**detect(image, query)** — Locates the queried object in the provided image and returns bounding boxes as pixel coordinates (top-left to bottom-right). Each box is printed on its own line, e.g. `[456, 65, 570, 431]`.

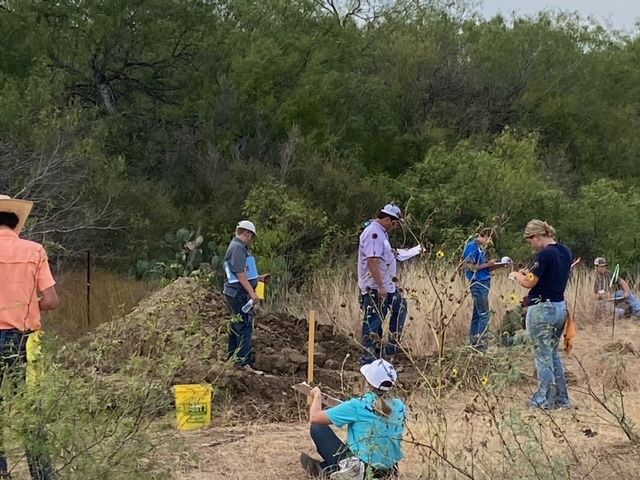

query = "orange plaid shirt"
[0, 229, 56, 331]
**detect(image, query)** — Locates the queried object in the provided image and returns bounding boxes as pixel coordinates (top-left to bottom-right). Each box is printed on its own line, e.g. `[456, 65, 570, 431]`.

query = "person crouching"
[300, 359, 407, 478]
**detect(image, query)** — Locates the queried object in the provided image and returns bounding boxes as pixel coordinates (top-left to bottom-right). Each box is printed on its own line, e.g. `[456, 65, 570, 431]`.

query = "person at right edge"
[512, 219, 572, 410]
[223, 220, 262, 374]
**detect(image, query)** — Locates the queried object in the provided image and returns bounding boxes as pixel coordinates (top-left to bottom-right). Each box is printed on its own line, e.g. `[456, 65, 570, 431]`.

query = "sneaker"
[300, 453, 323, 478]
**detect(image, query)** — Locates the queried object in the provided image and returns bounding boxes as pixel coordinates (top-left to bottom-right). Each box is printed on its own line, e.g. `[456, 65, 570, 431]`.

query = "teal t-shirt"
[326, 392, 406, 469]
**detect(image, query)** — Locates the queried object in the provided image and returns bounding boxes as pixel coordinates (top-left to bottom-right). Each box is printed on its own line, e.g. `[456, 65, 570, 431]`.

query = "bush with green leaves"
[135, 226, 224, 283]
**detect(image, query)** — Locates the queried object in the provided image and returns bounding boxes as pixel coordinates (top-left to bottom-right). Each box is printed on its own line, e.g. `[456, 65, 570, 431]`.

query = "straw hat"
[0, 194, 33, 234]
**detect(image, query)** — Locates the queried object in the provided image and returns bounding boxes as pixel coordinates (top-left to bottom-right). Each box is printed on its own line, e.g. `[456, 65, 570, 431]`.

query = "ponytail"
[373, 388, 393, 417]
[523, 219, 556, 239]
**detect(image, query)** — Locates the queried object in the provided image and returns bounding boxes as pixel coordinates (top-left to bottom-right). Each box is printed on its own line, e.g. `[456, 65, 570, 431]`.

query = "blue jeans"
[0, 329, 55, 479]
[310, 424, 350, 472]
[225, 292, 254, 367]
[469, 281, 491, 350]
[613, 290, 640, 316]
[386, 292, 407, 357]
[360, 291, 408, 364]
[526, 301, 570, 409]
[310, 424, 398, 478]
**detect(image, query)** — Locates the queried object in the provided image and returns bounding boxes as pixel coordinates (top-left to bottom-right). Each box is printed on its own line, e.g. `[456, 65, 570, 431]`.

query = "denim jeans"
[526, 301, 570, 409]
[360, 291, 408, 364]
[0, 329, 55, 479]
[225, 291, 254, 367]
[469, 281, 491, 350]
[310, 424, 398, 478]
[385, 292, 407, 357]
[613, 290, 640, 316]
[310, 424, 350, 472]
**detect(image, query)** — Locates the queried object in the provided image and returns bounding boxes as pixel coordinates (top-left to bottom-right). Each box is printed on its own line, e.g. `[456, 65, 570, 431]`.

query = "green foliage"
[243, 179, 333, 286]
[397, 132, 566, 260]
[563, 179, 640, 266]
[136, 226, 223, 283]
[1, 0, 640, 271]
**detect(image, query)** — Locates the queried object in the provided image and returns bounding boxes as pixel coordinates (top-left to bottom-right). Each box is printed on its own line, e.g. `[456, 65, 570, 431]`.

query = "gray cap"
[594, 257, 607, 266]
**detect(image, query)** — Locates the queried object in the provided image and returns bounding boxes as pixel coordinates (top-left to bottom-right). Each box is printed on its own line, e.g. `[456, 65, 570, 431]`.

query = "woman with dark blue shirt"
[512, 219, 572, 410]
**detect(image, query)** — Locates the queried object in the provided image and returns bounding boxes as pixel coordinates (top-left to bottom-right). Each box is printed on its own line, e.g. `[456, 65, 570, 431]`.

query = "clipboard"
[292, 382, 342, 407]
[224, 255, 259, 283]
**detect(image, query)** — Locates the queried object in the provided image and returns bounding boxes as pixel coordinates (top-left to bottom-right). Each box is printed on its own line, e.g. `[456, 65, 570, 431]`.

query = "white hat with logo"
[360, 359, 398, 391]
[237, 220, 257, 236]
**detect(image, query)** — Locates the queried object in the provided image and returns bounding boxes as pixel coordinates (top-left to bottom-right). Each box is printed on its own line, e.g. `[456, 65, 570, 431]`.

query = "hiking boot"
[300, 452, 323, 478]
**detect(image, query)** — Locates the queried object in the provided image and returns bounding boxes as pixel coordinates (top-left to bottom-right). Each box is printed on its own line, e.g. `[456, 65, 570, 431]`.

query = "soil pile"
[68, 278, 364, 422]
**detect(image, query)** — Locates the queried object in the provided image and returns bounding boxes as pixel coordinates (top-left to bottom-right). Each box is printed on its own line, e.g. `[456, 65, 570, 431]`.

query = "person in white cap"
[0, 195, 57, 479]
[223, 220, 262, 373]
[358, 204, 407, 365]
[593, 257, 640, 318]
[300, 359, 406, 478]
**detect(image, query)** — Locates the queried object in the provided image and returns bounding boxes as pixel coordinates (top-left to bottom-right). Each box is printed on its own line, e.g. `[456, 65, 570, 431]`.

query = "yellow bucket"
[174, 384, 213, 431]
[256, 280, 266, 300]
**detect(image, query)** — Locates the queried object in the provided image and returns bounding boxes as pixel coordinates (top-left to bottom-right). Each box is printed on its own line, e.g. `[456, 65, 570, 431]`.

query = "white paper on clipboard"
[395, 245, 422, 262]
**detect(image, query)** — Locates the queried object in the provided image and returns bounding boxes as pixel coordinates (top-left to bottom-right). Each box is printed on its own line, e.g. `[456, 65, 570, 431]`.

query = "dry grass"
[174, 312, 640, 480]
[287, 261, 605, 357]
[45, 268, 157, 338]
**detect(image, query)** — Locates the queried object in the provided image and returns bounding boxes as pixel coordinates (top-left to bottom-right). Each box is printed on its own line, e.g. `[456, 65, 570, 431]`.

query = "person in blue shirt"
[512, 219, 572, 410]
[223, 220, 261, 373]
[462, 228, 507, 351]
[300, 359, 407, 478]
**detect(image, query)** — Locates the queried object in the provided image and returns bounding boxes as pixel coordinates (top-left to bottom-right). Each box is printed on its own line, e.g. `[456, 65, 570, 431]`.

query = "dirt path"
[172, 319, 640, 479]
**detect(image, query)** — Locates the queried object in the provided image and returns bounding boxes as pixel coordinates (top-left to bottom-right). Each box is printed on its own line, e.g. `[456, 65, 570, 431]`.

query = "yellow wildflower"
[509, 291, 518, 304]
[481, 375, 489, 386]
[436, 249, 445, 259]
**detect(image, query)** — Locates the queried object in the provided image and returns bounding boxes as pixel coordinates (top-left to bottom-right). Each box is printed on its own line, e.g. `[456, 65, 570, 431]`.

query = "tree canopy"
[1, 0, 639, 274]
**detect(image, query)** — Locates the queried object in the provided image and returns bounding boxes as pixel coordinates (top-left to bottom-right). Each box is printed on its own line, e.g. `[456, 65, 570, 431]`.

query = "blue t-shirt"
[529, 243, 572, 302]
[223, 237, 258, 297]
[326, 392, 406, 469]
[463, 240, 491, 283]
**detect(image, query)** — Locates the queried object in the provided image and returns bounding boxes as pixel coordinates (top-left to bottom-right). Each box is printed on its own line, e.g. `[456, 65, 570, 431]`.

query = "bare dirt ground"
[171, 318, 640, 480]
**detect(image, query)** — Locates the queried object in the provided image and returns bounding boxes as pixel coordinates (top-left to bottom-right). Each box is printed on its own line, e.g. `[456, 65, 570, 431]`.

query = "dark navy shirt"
[529, 243, 572, 302]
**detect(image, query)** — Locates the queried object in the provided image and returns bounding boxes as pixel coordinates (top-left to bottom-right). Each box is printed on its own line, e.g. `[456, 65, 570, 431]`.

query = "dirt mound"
[253, 313, 360, 373]
[67, 278, 364, 422]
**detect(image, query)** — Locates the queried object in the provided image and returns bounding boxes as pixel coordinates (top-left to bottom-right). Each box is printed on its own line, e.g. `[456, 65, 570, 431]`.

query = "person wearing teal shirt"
[300, 359, 407, 478]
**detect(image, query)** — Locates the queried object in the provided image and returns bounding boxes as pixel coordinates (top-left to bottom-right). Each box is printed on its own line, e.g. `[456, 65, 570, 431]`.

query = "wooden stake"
[307, 310, 316, 404]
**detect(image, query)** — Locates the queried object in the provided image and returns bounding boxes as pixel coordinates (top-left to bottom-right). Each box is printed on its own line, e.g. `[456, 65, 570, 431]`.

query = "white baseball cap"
[380, 204, 402, 220]
[237, 220, 257, 236]
[360, 359, 398, 391]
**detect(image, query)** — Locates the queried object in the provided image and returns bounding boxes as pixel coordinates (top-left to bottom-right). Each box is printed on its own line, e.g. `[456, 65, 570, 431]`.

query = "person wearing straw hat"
[512, 219, 572, 410]
[593, 257, 640, 318]
[358, 204, 407, 365]
[223, 220, 263, 374]
[0, 194, 58, 479]
[300, 359, 406, 479]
